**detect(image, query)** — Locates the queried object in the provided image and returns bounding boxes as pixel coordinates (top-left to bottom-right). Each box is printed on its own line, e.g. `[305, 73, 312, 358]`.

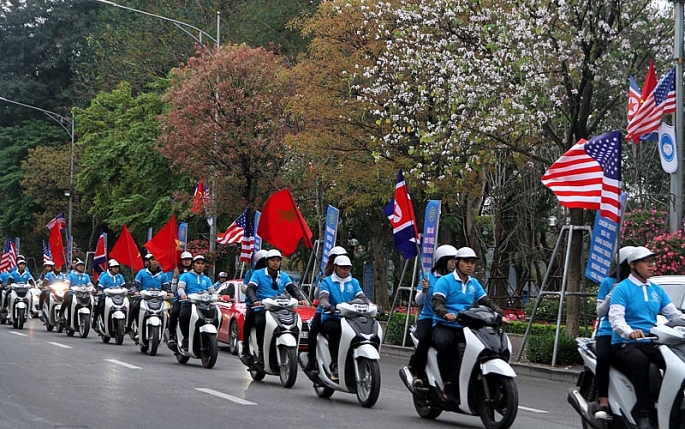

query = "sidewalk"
[381, 334, 581, 384]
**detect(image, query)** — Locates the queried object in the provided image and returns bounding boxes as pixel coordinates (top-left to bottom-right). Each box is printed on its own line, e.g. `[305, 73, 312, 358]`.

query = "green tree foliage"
[74, 81, 186, 239]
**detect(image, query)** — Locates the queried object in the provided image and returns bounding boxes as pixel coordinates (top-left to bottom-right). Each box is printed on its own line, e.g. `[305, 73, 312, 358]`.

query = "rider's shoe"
[239, 349, 252, 366]
[330, 363, 339, 381]
[594, 405, 611, 421]
[181, 338, 189, 351]
[304, 359, 318, 373]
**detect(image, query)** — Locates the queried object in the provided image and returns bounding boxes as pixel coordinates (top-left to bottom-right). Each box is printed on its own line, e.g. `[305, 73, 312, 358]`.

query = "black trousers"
[242, 306, 255, 351]
[168, 301, 181, 337]
[432, 324, 465, 385]
[410, 318, 433, 379]
[128, 297, 141, 329]
[254, 311, 267, 356]
[595, 335, 613, 398]
[307, 312, 322, 362]
[321, 318, 342, 362]
[613, 342, 665, 412]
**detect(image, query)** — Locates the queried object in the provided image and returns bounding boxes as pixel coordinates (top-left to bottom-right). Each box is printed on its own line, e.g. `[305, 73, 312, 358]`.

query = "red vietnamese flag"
[48, 225, 66, 271]
[109, 224, 143, 271]
[144, 214, 180, 272]
[257, 189, 313, 257]
[192, 178, 205, 215]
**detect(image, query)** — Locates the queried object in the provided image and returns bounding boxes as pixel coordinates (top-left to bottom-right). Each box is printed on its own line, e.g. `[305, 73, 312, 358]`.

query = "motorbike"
[170, 291, 220, 368]
[29, 279, 42, 318]
[41, 280, 70, 332]
[299, 299, 383, 408]
[4, 282, 32, 329]
[568, 320, 685, 429]
[61, 284, 95, 338]
[398, 306, 519, 429]
[130, 289, 169, 356]
[243, 294, 302, 388]
[94, 287, 130, 345]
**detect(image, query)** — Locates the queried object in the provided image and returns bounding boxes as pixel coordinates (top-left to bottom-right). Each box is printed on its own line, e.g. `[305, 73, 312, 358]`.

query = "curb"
[381, 344, 579, 384]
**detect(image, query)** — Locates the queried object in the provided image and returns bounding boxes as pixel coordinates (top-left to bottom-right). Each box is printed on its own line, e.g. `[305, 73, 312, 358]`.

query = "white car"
[653, 275, 685, 312]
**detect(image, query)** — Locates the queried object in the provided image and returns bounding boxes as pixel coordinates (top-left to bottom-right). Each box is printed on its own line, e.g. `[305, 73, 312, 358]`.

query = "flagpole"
[672, 0, 684, 232]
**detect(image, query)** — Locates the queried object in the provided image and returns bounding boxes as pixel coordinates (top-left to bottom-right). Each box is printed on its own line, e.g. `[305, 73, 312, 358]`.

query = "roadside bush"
[527, 332, 582, 365]
[384, 311, 416, 345]
[525, 297, 564, 323]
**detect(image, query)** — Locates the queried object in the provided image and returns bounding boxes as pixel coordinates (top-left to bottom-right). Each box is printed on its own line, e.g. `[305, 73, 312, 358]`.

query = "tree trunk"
[565, 208, 583, 337]
[370, 210, 389, 310]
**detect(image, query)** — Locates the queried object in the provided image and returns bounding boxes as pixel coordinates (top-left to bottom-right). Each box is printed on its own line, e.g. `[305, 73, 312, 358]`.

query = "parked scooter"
[243, 295, 302, 388]
[130, 288, 169, 356]
[299, 299, 383, 408]
[61, 284, 95, 338]
[398, 306, 519, 429]
[568, 320, 685, 429]
[94, 287, 130, 345]
[169, 291, 219, 368]
[41, 280, 70, 332]
[4, 282, 31, 329]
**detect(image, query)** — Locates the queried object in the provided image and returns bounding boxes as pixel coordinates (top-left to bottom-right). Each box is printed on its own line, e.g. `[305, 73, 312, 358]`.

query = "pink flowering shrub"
[620, 209, 668, 247]
[646, 230, 685, 275]
[620, 209, 684, 275]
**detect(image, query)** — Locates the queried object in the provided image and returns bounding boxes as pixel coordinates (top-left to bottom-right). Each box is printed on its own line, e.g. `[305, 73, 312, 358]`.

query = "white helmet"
[108, 259, 120, 268]
[180, 251, 193, 260]
[74, 259, 85, 266]
[329, 246, 348, 256]
[192, 254, 206, 262]
[253, 249, 268, 262]
[334, 255, 352, 266]
[44, 260, 55, 266]
[265, 249, 282, 260]
[434, 245, 458, 262]
[616, 246, 636, 264]
[455, 247, 478, 259]
[627, 246, 656, 264]
[218, 271, 228, 278]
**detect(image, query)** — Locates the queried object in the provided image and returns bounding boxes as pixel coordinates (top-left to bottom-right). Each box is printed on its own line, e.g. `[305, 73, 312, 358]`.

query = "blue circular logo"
[661, 134, 675, 162]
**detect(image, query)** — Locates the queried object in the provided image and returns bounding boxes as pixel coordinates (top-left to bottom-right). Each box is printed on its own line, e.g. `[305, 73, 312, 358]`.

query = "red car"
[216, 280, 316, 355]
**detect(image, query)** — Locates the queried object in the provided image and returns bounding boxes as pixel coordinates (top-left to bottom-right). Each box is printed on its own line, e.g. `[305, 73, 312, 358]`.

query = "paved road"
[0, 319, 582, 429]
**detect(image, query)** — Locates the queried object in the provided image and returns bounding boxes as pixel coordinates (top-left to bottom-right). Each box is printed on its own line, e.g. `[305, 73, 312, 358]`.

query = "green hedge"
[527, 332, 583, 365]
[384, 312, 416, 345]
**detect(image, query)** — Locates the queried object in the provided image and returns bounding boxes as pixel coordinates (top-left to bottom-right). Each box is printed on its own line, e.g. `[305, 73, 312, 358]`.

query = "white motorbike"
[5, 282, 31, 329]
[61, 284, 95, 338]
[568, 320, 685, 429]
[29, 279, 42, 318]
[170, 291, 220, 368]
[130, 289, 169, 356]
[244, 295, 302, 388]
[95, 287, 130, 345]
[41, 280, 70, 332]
[299, 299, 383, 408]
[399, 306, 519, 429]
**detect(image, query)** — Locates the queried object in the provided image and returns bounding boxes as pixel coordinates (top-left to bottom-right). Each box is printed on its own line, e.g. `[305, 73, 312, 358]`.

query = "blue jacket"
[595, 276, 616, 337]
[8, 269, 33, 285]
[40, 271, 59, 286]
[418, 271, 441, 322]
[178, 271, 214, 297]
[319, 274, 366, 322]
[97, 271, 127, 292]
[133, 269, 170, 292]
[68, 272, 93, 288]
[610, 276, 672, 345]
[432, 271, 486, 328]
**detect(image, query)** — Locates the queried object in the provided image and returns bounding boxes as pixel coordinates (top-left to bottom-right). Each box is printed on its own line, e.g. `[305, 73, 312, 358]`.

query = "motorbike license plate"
[300, 331, 308, 339]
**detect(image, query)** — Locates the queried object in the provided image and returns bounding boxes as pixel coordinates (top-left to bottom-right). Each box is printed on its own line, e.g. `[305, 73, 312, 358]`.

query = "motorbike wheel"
[148, 325, 160, 357]
[356, 357, 381, 408]
[228, 322, 240, 355]
[57, 321, 64, 333]
[250, 367, 266, 381]
[279, 345, 298, 388]
[16, 308, 25, 329]
[413, 394, 442, 419]
[101, 335, 111, 343]
[476, 375, 518, 429]
[114, 319, 125, 345]
[79, 315, 90, 338]
[176, 354, 190, 364]
[200, 335, 219, 369]
[315, 384, 335, 398]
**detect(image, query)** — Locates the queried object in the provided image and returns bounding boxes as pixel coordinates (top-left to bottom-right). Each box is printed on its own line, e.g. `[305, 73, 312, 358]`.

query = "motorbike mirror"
[312, 299, 319, 306]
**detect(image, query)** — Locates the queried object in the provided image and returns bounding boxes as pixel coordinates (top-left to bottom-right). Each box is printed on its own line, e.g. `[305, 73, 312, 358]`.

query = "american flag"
[46, 213, 66, 230]
[42, 240, 53, 264]
[541, 130, 622, 223]
[626, 67, 676, 142]
[216, 209, 254, 263]
[0, 238, 17, 273]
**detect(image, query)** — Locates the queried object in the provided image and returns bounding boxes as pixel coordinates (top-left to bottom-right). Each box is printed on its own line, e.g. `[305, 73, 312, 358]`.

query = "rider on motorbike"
[177, 254, 214, 351]
[213, 272, 228, 290]
[128, 254, 170, 336]
[318, 255, 371, 381]
[38, 260, 59, 311]
[432, 247, 506, 401]
[94, 259, 127, 328]
[58, 259, 93, 321]
[168, 251, 193, 346]
[239, 249, 269, 364]
[245, 249, 307, 366]
[4, 258, 34, 310]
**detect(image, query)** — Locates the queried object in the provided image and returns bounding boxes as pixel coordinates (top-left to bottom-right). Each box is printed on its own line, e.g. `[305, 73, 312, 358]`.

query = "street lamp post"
[0, 96, 75, 258]
[92, 0, 222, 275]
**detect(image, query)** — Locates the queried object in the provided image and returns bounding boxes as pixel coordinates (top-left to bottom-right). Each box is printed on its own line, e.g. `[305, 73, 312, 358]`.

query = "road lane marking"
[519, 406, 548, 413]
[195, 388, 257, 405]
[9, 331, 27, 336]
[48, 342, 73, 349]
[106, 359, 142, 369]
